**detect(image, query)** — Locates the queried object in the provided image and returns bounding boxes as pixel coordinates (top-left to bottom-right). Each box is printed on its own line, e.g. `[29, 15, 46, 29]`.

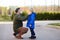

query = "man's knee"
[18, 27, 28, 35]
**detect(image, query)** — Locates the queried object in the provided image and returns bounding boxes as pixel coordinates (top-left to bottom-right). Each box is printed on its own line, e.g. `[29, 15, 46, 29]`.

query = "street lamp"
[51, 0, 52, 12]
[54, 0, 55, 12]
[45, 0, 47, 12]
[58, 0, 59, 12]
[31, 0, 33, 8]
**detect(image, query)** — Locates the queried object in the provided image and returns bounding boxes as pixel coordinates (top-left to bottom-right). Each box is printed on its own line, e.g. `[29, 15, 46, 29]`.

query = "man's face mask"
[18, 9, 23, 14]
[20, 11, 23, 14]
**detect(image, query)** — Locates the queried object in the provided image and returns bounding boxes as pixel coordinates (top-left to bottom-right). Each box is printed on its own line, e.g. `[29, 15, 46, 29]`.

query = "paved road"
[0, 21, 60, 40]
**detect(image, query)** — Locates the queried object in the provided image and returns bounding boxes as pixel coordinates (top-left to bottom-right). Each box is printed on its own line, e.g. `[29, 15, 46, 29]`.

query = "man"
[13, 8, 28, 39]
[27, 8, 36, 39]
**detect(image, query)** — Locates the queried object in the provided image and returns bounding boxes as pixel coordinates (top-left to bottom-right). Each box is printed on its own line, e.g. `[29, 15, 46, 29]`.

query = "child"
[27, 8, 36, 39]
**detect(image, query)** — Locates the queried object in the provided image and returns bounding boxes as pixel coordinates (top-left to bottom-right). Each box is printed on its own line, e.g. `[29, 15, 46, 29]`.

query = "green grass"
[48, 23, 60, 29]
[49, 23, 60, 26]
[0, 15, 12, 21]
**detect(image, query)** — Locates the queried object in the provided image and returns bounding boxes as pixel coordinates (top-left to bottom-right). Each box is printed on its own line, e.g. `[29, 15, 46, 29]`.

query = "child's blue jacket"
[27, 12, 36, 29]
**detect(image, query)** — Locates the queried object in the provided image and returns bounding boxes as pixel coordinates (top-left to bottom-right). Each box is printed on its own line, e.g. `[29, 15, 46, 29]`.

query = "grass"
[0, 15, 12, 21]
[48, 23, 60, 29]
[49, 23, 60, 26]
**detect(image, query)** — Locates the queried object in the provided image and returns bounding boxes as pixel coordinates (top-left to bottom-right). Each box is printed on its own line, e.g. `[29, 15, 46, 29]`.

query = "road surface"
[0, 21, 60, 40]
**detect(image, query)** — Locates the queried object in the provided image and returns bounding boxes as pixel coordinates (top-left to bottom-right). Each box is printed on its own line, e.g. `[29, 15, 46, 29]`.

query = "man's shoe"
[13, 33, 16, 36]
[16, 36, 23, 39]
[29, 36, 36, 39]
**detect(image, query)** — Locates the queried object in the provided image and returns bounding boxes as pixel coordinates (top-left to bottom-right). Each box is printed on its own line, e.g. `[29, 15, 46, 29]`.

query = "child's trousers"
[30, 28, 35, 36]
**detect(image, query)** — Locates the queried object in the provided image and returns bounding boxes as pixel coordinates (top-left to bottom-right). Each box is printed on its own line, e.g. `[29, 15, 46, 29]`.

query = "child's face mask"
[28, 11, 32, 15]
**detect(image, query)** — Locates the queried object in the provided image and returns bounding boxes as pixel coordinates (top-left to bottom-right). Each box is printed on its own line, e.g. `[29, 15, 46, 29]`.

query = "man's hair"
[15, 8, 20, 13]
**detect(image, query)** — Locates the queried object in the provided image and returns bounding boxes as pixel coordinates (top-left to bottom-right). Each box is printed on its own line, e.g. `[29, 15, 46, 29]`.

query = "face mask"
[28, 13, 31, 15]
[20, 11, 23, 14]
[28, 11, 32, 15]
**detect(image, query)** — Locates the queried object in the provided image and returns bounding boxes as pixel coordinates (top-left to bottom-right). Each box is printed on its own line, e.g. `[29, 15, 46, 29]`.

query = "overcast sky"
[0, 0, 60, 7]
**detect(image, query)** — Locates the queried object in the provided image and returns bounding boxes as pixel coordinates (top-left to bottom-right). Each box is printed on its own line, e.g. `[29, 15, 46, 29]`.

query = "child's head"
[28, 8, 33, 15]
[15, 8, 23, 14]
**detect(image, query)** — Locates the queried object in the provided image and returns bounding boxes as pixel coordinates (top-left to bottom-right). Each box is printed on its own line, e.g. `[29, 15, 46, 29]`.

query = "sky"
[0, 0, 60, 7]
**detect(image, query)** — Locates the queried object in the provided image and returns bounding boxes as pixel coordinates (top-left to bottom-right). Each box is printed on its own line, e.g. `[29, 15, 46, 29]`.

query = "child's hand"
[30, 24, 32, 27]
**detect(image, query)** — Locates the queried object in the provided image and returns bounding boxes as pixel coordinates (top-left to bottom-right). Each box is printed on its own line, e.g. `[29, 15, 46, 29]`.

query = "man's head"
[15, 8, 23, 14]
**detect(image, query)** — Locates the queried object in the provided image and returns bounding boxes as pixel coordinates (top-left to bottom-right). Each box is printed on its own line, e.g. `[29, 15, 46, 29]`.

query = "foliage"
[36, 12, 60, 20]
